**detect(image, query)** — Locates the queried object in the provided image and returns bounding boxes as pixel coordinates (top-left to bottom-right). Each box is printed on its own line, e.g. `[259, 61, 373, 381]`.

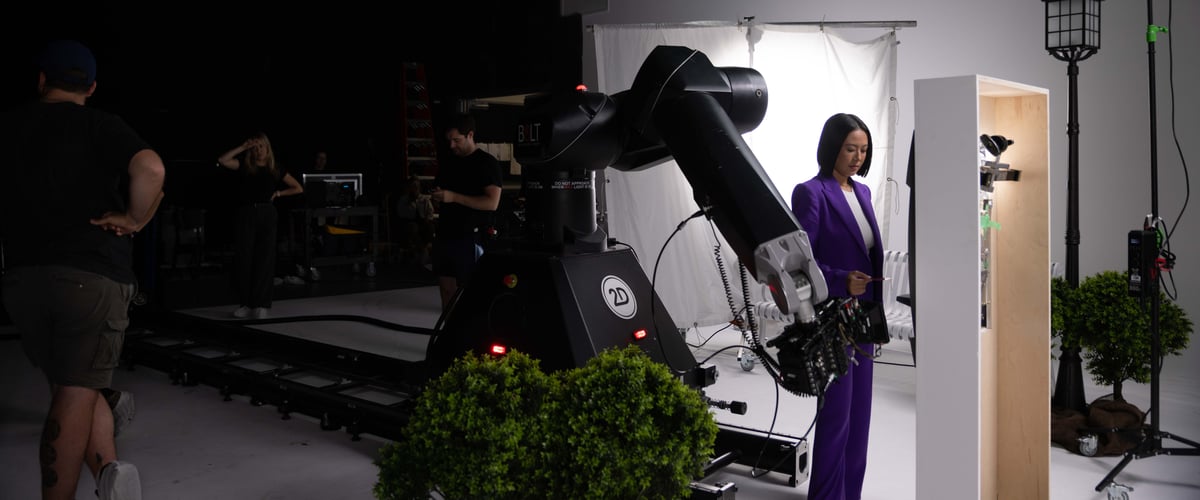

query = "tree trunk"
[1113, 379, 1124, 402]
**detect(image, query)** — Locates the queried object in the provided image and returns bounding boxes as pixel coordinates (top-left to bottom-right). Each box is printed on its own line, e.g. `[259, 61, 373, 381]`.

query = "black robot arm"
[644, 77, 828, 323]
[511, 44, 861, 397]
[515, 45, 828, 323]
[614, 45, 828, 323]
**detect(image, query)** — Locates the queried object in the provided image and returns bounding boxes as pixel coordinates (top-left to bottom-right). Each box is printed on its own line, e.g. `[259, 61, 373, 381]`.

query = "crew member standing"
[217, 132, 303, 319]
[431, 113, 502, 309]
[1, 39, 166, 500]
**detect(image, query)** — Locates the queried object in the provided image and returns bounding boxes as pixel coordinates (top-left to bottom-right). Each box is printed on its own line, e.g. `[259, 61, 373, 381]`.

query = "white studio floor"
[2, 287, 1198, 499]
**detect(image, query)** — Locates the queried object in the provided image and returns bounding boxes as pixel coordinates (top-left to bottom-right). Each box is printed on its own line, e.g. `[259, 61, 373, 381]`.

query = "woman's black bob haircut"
[816, 112, 873, 178]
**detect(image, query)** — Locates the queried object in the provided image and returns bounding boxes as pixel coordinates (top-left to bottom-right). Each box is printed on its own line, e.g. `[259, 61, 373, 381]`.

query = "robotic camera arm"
[515, 45, 863, 397]
[516, 45, 826, 321]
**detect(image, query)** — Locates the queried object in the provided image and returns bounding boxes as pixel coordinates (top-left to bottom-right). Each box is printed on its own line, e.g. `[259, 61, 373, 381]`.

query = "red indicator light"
[632, 329, 648, 340]
[502, 274, 518, 288]
[575, 84, 588, 92]
[490, 344, 508, 355]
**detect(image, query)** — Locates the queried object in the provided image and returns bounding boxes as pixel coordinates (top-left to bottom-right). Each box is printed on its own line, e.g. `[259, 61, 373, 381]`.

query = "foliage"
[1050, 276, 1082, 349]
[1062, 270, 1192, 399]
[373, 346, 718, 500]
[544, 345, 719, 499]
[373, 350, 559, 500]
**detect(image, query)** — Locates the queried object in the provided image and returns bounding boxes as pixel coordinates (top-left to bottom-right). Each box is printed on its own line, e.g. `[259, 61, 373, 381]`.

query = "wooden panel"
[992, 93, 1051, 500]
[981, 328, 998, 500]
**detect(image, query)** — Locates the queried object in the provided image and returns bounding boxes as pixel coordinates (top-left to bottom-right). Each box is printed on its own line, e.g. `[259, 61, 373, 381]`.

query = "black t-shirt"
[0, 101, 152, 284]
[434, 148, 502, 238]
[234, 163, 286, 206]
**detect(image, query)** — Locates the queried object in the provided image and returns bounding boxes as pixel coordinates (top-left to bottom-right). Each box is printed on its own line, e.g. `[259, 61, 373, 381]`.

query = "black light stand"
[1095, 2, 1200, 495]
[1044, 0, 1099, 415]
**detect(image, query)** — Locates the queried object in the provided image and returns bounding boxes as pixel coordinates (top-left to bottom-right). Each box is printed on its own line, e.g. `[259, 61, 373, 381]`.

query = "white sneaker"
[252, 307, 269, 319]
[97, 461, 141, 500]
[284, 275, 305, 285]
[108, 391, 135, 438]
[232, 306, 251, 318]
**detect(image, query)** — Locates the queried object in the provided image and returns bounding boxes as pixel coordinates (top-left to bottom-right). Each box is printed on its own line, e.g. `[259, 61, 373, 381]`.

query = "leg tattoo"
[40, 418, 61, 489]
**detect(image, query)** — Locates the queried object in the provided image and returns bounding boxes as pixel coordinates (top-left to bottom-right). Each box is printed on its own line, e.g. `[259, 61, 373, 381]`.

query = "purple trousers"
[808, 343, 875, 500]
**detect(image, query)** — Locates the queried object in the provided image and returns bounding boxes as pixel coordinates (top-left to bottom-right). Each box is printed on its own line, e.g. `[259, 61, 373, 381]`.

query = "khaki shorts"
[3, 266, 135, 388]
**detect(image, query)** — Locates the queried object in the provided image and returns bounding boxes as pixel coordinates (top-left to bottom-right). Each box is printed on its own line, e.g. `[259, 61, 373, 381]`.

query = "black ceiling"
[2, 2, 579, 163]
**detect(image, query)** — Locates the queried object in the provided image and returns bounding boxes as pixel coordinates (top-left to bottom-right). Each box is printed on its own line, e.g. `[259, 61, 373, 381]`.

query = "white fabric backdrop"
[593, 23, 898, 328]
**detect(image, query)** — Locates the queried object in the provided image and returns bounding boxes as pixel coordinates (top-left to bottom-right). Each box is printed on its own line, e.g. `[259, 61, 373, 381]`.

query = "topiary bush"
[544, 345, 718, 499]
[373, 345, 718, 500]
[1068, 270, 1192, 401]
[373, 350, 560, 500]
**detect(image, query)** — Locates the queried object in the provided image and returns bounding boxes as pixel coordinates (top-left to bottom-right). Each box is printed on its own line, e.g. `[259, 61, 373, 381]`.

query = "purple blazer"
[790, 174, 884, 302]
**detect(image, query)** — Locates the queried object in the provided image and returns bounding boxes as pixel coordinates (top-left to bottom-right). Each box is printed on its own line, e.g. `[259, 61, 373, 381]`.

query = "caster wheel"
[1078, 434, 1098, 456]
[739, 355, 755, 372]
[1105, 483, 1132, 500]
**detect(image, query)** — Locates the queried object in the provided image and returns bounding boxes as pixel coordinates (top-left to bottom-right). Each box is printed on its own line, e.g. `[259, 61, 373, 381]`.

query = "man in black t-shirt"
[431, 113, 502, 308]
[0, 39, 164, 499]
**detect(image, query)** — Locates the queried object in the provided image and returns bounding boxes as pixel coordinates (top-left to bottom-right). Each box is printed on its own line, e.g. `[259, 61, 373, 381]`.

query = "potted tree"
[1054, 270, 1192, 402]
[373, 345, 718, 500]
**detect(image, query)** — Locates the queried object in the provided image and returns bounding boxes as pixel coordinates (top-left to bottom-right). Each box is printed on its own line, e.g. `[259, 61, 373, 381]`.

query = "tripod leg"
[1160, 431, 1200, 453]
[1095, 451, 1135, 492]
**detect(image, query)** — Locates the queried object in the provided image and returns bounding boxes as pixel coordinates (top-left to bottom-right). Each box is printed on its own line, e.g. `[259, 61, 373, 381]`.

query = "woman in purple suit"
[791, 112, 884, 500]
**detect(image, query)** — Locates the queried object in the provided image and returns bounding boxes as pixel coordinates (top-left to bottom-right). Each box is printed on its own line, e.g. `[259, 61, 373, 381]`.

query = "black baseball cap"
[37, 40, 97, 86]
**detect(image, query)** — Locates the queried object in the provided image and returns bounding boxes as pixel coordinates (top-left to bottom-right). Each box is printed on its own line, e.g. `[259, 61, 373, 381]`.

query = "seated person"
[393, 176, 435, 264]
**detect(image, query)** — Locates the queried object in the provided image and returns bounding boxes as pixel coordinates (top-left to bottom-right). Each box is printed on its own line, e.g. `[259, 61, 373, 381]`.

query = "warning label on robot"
[525, 180, 592, 190]
[601, 275, 637, 319]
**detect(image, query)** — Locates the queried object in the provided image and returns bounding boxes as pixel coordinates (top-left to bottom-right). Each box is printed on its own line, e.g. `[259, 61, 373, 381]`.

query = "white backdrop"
[594, 23, 897, 328]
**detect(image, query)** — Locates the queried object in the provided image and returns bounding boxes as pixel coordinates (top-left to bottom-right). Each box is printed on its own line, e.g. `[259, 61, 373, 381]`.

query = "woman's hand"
[847, 270, 872, 296]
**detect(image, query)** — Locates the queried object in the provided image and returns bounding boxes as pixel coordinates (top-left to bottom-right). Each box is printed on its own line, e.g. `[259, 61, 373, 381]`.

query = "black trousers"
[232, 204, 278, 308]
